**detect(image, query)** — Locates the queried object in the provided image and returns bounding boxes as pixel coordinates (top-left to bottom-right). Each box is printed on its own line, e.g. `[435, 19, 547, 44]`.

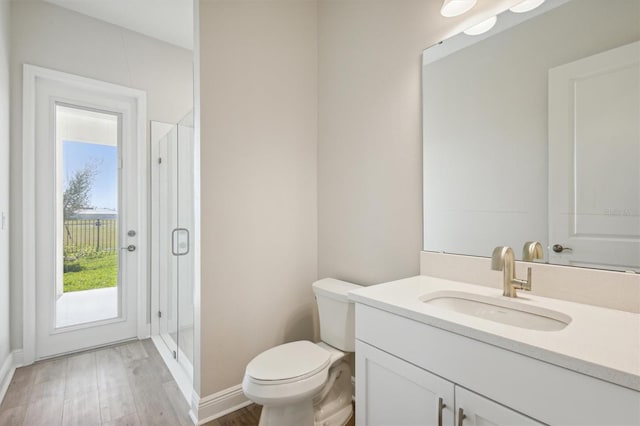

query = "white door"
[31, 67, 146, 359]
[355, 340, 455, 426]
[455, 387, 544, 426]
[548, 41, 640, 272]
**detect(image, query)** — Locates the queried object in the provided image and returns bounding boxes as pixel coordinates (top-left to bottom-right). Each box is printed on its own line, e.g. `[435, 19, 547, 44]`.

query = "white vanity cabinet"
[354, 303, 640, 426]
[357, 341, 543, 426]
[356, 340, 454, 426]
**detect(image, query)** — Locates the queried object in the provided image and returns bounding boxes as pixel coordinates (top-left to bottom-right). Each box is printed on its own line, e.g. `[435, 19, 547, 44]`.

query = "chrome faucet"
[522, 241, 543, 262]
[491, 246, 532, 298]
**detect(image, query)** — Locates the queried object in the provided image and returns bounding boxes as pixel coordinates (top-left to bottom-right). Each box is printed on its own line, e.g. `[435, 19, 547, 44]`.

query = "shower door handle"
[171, 228, 190, 256]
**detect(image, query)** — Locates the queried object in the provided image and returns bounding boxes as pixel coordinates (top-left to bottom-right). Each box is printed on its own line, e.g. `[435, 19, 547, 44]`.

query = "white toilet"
[242, 278, 361, 426]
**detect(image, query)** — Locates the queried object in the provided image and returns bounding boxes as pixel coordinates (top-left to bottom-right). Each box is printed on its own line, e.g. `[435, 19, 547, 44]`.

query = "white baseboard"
[0, 350, 24, 404]
[190, 385, 251, 425]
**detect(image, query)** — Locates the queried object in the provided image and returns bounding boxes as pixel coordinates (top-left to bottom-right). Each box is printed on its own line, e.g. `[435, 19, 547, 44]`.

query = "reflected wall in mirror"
[422, 0, 640, 272]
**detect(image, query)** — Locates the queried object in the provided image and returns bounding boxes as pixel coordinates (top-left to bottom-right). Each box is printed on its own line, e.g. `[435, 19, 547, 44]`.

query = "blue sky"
[63, 140, 118, 210]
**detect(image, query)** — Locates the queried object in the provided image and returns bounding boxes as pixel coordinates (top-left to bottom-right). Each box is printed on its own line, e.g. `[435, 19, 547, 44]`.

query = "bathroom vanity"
[349, 276, 640, 426]
[370, 0, 640, 422]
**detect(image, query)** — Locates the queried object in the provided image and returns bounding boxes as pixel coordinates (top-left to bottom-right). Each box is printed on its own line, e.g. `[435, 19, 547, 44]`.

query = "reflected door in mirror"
[548, 41, 640, 272]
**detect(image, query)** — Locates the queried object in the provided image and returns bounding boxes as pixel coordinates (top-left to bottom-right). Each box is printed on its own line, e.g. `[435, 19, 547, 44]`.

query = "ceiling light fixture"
[440, 0, 477, 18]
[463, 15, 498, 36]
[510, 0, 546, 13]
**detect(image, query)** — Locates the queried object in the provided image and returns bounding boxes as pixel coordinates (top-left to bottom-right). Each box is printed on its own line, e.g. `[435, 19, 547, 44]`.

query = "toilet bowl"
[242, 279, 361, 426]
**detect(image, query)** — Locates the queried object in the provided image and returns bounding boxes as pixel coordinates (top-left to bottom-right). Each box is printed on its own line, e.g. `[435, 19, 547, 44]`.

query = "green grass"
[63, 219, 119, 293]
[63, 252, 118, 292]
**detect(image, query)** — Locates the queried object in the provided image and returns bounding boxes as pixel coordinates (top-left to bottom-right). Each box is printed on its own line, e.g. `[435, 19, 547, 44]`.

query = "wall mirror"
[422, 0, 639, 272]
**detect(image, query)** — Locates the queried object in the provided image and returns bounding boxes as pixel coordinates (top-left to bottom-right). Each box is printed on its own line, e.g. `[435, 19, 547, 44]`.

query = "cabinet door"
[356, 340, 454, 426]
[455, 387, 544, 426]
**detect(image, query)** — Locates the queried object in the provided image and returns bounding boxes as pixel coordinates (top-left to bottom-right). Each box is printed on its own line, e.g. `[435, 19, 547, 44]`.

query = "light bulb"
[510, 0, 546, 13]
[464, 16, 498, 36]
[440, 0, 477, 18]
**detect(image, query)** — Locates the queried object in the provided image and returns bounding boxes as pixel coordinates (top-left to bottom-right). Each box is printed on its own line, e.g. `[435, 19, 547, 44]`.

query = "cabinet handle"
[437, 397, 446, 426]
[457, 408, 466, 426]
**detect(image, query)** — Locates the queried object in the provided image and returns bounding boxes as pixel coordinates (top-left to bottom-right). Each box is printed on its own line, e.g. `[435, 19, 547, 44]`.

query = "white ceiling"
[43, 0, 193, 50]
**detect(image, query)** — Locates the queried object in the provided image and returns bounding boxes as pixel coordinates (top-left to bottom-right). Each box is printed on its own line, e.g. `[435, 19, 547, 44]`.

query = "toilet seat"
[246, 341, 331, 385]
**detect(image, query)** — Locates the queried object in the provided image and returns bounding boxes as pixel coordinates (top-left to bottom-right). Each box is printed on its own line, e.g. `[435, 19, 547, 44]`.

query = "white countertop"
[348, 275, 640, 392]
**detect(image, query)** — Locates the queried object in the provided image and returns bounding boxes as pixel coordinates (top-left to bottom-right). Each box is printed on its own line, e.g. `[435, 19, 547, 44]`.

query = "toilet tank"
[312, 278, 361, 352]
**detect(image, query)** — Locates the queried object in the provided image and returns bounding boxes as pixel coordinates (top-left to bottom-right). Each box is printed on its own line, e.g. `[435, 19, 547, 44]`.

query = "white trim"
[0, 352, 15, 403]
[142, 323, 151, 339]
[189, 392, 199, 425]
[151, 334, 193, 404]
[189, 385, 251, 425]
[22, 65, 37, 365]
[0, 350, 24, 404]
[192, 0, 202, 400]
[12, 350, 24, 368]
[136, 92, 149, 340]
[22, 64, 148, 362]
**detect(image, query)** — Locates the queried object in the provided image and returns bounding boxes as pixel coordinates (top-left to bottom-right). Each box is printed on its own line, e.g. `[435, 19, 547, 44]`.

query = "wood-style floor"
[0, 339, 191, 426]
[203, 404, 262, 426]
[0, 339, 355, 426]
[204, 403, 356, 426]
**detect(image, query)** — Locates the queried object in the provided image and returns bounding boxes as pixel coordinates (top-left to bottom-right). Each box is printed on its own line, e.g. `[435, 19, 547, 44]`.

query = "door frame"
[22, 64, 148, 364]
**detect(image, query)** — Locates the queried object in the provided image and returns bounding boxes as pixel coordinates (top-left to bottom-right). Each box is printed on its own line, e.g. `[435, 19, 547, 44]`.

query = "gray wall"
[0, 0, 10, 366]
[198, 0, 318, 396]
[9, 1, 193, 350]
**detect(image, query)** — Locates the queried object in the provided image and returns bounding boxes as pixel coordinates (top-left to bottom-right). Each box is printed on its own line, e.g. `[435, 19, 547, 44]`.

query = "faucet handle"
[523, 267, 532, 291]
[513, 267, 533, 292]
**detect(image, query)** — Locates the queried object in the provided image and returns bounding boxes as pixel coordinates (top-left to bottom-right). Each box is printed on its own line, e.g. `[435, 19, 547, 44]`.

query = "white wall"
[317, 0, 522, 285]
[198, 0, 318, 396]
[0, 0, 11, 368]
[195, 0, 527, 399]
[9, 1, 193, 350]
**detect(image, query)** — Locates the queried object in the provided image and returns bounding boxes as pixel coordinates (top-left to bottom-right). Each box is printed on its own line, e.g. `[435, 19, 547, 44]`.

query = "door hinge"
[158, 157, 162, 164]
[172, 350, 177, 359]
[157, 311, 162, 318]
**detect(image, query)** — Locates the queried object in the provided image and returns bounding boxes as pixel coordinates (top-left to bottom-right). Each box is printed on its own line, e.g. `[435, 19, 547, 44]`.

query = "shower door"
[152, 111, 195, 383]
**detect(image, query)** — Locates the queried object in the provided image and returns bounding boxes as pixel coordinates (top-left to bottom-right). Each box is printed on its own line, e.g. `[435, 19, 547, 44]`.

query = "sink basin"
[420, 291, 571, 331]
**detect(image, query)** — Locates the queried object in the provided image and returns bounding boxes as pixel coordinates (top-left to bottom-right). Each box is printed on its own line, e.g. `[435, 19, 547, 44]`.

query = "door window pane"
[56, 104, 120, 328]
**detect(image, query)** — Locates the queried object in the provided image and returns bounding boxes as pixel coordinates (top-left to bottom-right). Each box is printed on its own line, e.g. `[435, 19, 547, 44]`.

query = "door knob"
[121, 244, 136, 252]
[552, 244, 572, 253]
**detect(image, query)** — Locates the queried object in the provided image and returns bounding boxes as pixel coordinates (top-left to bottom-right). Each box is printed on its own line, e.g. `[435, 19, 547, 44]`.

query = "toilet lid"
[246, 341, 331, 382]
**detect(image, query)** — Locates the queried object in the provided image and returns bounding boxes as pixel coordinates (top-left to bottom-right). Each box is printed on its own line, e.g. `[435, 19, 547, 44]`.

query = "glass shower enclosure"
[151, 111, 194, 398]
